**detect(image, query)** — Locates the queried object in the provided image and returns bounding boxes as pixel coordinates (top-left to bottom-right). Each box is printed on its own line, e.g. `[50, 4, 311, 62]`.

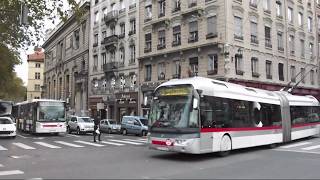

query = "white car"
[0, 117, 16, 138]
[67, 116, 94, 135]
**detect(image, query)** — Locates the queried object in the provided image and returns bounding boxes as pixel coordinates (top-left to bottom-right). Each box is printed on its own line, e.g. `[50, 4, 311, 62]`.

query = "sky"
[14, 0, 72, 86]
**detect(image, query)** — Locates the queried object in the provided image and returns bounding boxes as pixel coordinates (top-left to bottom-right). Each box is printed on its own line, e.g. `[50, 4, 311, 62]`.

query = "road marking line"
[100, 141, 125, 146]
[108, 139, 144, 145]
[281, 142, 312, 148]
[0, 145, 8, 151]
[301, 145, 320, 150]
[12, 143, 36, 150]
[74, 141, 105, 147]
[34, 142, 61, 149]
[17, 135, 28, 139]
[54, 141, 84, 148]
[273, 148, 320, 155]
[122, 139, 147, 143]
[66, 134, 80, 138]
[0, 170, 24, 176]
[104, 135, 114, 138]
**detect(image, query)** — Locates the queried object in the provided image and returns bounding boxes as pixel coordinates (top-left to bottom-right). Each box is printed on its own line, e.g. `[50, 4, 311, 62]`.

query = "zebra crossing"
[0, 163, 24, 177]
[275, 139, 320, 154]
[0, 138, 147, 152]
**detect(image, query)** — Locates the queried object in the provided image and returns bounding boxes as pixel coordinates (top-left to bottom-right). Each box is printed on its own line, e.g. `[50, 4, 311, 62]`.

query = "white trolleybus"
[13, 99, 67, 134]
[148, 77, 320, 155]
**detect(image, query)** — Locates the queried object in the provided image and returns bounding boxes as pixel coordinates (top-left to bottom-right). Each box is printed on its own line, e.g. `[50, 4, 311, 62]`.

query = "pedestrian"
[93, 117, 101, 142]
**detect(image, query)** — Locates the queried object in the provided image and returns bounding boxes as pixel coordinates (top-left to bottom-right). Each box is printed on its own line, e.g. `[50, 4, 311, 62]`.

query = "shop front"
[114, 92, 139, 123]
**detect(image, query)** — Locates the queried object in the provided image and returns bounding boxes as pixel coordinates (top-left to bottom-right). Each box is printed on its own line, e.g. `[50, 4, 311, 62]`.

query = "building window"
[189, 57, 198, 77]
[93, 55, 98, 71]
[34, 84, 40, 91]
[172, 25, 181, 46]
[188, 0, 197, 8]
[158, 62, 165, 80]
[208, 54, 218, 75]
[310, 70, 315, 85]
[158, 0, 165, 17]
[309, 43, 314, 59]
[145, 65, 152, 81]
[102, 53, 106, 66]
[266, 60, 272, 79]
[234, 16, 243, 40]
[94, 11, 99, 24]
[120, 0, 125, 11]
[73, 29, 80, 49]
[277, 32, 284, 51]
[35, 63, 41, 68]
[278, 63, 284, 81]
[298, 12, 303, 27]
[250, 0, 257, 8]
[35, 72, 40, 80]
[103, 7, 107, 16]
[93, 34, 98, 46]
[130, 74, 137, 89]
[289, 35, 295, 55]
[129, 45, 136, 64]
[308, 17, 313, 32]
[157, 30, 166, 49]
[145, 5, 152, 21]
[120, 23, 125, 38]
[102, 31, 106, 39]
[251, 21, 258, 44]
[172, 0, 181, 12]
[110, 51, 115, 62]
[265, 26, 272, 48]
[301, 68, 306, 84]
[188, 21, 198, 43]
[251, 57, 259, 77]
[235, 54, 243, 75]
[290, 66, 296, 82]
[111, 26, 115, 35]
[173, 60, 181, 78]
[207, 16, 217, 39]
[119, 47, 125, 65]
[144, 33, 152, 52]
[288, 7, 293, 23]
[264, 0, 270, 12]
[129, 19, 136, 35]
[300, 39, 305, 57]
[276, 1, 282, 17]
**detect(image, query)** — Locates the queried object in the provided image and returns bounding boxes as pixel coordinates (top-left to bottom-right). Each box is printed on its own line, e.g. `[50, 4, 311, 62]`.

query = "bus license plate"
[157, 147, 169, 151]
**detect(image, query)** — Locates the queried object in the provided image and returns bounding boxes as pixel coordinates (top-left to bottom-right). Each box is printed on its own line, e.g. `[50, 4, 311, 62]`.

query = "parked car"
[100, 119, 121, 134]
[0, 117, 16, 138]
[67, 116, 94, 135]
[121, 116, 148, 136]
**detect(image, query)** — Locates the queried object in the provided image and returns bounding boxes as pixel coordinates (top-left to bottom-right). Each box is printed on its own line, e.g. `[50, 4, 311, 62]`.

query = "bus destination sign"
[158, 87, 190, 96]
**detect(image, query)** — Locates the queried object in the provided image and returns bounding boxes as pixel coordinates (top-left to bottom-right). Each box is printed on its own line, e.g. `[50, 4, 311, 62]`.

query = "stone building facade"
[88, 0, 139, 121]
[27, 47, 44, 100]
[138, 0, 320, 116]
[43, 2, 90, 116]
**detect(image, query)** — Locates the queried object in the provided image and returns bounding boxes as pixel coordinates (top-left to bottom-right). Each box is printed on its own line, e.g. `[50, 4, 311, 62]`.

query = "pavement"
[0, 132, 320, 179]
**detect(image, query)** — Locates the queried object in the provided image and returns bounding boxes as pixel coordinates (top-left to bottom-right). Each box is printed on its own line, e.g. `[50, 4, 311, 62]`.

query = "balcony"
[158, 12, 165, 18]
[104, 11, 118, 25]
[172, 7, 181, 13]
[278, 47, 284, 52]
[234, 34, 244, 40]
[267, 74, 272, 79]
[252, 72, 260, 78]
[118, 33, 125, 39]
[172, 40, 181, 47]
[144, 47, 152, 53]
[104, 35, 118, 49]
[251, 35, 259, 44]
[129, 4, 136, 10]
[103, 62, 120, 73]
[119, 8, 126, 14]
[129, 30, 136, 36]
[157, 43, 166, 50]
[206, 33, 218, 39]
[181, 6, 203, 17]
[188, 34, 198, 43]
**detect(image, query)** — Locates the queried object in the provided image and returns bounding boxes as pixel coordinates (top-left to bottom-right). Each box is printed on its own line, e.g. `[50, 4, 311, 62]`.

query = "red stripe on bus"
[42, 125, 58, 127]
[200, 126, 282, 133]
[292, 122, 320, 128]
[151, 140, 174, 146]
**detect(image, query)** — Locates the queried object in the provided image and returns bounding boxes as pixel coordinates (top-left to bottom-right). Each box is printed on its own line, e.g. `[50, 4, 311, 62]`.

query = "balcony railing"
[104, 35, 118, 48]
[103, 62, 119, 73]
[104, 11, 118, 24]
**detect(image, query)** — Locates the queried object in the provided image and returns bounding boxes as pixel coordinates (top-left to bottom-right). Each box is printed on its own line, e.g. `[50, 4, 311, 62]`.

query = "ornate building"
[27, 47, 44, 100]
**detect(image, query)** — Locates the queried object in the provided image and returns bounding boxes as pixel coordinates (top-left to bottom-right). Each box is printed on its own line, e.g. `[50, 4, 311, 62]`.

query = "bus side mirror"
[193, 98, 198, 109]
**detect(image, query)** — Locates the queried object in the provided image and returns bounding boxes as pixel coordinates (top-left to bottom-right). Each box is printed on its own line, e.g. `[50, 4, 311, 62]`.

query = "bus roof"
[14, 99, 65, 106]
[156, 77, 319, 106]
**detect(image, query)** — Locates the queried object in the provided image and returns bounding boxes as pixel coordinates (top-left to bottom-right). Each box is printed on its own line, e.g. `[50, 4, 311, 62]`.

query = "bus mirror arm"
[193, 98, 199, 109]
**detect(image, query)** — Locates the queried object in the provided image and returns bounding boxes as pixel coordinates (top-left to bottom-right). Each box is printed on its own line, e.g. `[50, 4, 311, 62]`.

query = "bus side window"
[230, 100, 250, 128]
[200, 96, 213, 128]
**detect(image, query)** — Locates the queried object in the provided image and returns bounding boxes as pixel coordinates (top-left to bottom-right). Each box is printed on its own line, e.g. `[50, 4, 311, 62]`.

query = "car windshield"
[0, 102, 12, 116]
[150, 86, 199, 129]
[39, 102, 65, 122]
[109, 120, 116, 125]
[0, 118, 12, 124]
[78, 117, 92, 123]
[140, 119, 148, 126]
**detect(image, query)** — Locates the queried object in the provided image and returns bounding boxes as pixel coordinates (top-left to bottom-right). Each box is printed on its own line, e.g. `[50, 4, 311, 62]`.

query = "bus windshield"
[0, 102, 12, 116]
[39, 102, 65, 122]
[150, 86, 199, 130]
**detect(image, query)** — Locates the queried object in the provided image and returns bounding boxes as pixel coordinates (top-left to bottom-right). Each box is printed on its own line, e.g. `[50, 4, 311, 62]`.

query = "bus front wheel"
[219, 135, 232, 157]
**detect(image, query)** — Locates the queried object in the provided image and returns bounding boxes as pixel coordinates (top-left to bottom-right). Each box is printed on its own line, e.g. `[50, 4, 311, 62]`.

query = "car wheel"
[122, 129, 127, 135]
[76, 127, 81, 135]
[11, 136, 16, 139]
[108, 128, 112, 134]
[67, 126, 71, 134]
[218, 135, 232, 157]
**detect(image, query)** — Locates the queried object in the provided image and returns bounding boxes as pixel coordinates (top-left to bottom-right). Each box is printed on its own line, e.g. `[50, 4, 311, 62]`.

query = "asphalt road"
[1, 132, 320, 179]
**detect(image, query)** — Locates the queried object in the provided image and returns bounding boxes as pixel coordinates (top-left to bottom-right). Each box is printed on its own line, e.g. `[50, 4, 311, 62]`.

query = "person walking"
[93, 117, 101, 142]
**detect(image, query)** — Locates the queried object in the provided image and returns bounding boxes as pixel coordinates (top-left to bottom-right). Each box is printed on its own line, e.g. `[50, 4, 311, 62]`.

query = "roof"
[157, 77, 319, 106]
[27, 51, 44, 62]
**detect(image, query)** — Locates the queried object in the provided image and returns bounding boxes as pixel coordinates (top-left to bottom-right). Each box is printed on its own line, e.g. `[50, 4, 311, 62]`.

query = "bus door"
[276, 92, 291, 143]
[32, 103, 37, 133]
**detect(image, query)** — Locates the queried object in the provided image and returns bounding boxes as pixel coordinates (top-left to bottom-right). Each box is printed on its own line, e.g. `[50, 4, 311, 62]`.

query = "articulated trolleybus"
[148, 77, 320, 155]
[13, 99, 67, 134]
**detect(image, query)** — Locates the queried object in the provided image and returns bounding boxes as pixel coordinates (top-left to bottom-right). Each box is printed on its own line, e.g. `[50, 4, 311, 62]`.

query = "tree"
[0, 0, 81, 101]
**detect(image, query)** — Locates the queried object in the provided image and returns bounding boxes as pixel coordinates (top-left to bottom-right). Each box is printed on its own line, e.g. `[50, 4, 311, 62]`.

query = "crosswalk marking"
[54, 141, 84, 148]
[66, 134, 80, 138]
[301, 145, 320, 151]
[74, 141, 105, 147]
[108, 139, 144, 145]
[0, 145, 8, 151]
[0, 170, 24, 176]
[100, 141, 125, 146]
[12, 143, 36, 150]
[122, 139, 147, 143]
[34, 142, 61, 149]
[281, 142, 312, 149]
